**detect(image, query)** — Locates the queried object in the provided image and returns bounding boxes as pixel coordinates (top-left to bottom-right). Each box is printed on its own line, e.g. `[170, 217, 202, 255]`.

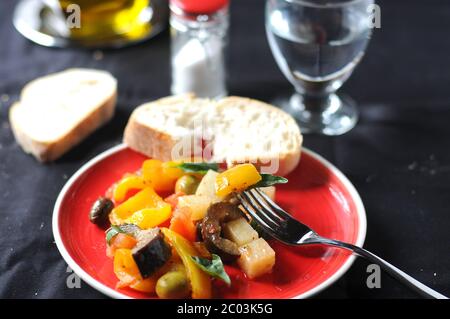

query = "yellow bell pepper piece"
[161, 228, 211, 299]
[114, 248, 156, 292]
[109, 210, 122, 226]
[113, 248, 142, 286]
[142, 159, 183, 192]
[125, 204, 172, 229]
[162, 161, 185, 179]
[112, 187, 164, 220]
[113, 175, 146, 202]
[215, 164, 262, 197]
[129, 277, 157, 293]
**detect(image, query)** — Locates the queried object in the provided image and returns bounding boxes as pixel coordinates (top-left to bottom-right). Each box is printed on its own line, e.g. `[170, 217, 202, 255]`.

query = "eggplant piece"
[132, 228, 171, 278]
[201, 202, 242, 262]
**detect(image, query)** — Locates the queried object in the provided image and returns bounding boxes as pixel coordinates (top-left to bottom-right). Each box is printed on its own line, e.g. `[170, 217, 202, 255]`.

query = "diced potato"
[223, 217, 259, 246]
[177, 195, 212, 221]
[238, 238, 275, 279]
[260, 186, 276, 201]
[215, 164, 262, 197]
[195, 170, 223, 202]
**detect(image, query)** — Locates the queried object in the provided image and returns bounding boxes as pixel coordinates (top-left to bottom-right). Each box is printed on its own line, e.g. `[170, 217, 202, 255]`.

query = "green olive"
[175, 175, 200, 195]
[156, 271, 190, 299]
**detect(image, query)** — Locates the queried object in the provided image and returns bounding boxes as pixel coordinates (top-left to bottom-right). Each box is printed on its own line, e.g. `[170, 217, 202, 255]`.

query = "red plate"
[52, 144, 366, 299]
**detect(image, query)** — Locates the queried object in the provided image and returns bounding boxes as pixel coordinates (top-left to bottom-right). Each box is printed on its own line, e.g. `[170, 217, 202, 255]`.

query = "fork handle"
[306, 235, 448, 299]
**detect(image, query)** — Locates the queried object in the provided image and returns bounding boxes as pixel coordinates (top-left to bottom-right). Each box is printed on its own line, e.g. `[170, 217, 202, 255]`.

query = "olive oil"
[58, 0, 151, 40]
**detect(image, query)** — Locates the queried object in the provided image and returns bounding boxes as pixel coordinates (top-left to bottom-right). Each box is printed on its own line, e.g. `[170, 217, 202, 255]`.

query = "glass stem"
[302, 94, 332, 112]
[291, 92, 334, 114]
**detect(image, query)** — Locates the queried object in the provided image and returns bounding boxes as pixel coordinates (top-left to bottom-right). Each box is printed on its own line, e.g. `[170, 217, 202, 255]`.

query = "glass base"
[275, 93, 358, 136]
[13, 0, 168, 49]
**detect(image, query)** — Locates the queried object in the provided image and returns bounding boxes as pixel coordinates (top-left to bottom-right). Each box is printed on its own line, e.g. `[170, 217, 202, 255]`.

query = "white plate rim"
[52, 143, 367, 299]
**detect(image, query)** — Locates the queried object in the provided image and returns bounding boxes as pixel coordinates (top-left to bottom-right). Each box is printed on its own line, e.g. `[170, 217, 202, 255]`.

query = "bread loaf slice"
[9, 68, 117, 162]
[124, 95, 302, 176]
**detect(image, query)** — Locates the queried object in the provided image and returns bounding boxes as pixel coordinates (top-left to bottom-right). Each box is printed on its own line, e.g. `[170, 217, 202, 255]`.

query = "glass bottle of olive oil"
[57, 0, 151, 41]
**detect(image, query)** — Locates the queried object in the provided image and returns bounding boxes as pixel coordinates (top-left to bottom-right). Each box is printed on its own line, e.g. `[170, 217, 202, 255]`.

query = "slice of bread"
[9, 68, 117, 162]
[124, 95, 302, 176]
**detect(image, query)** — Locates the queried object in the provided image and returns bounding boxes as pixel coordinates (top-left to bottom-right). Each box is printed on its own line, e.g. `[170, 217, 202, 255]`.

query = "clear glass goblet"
[266, 0, 373, 135]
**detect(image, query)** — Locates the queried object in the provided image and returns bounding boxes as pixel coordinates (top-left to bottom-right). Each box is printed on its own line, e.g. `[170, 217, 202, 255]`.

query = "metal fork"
[237, 188, 448, 299]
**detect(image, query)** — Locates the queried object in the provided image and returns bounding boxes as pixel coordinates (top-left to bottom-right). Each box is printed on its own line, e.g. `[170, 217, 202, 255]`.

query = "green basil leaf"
[191, 254, 231, 286]
[253, 174, 288, 188]
[176, 162, 219, 174]
[105, 224, 141, 245]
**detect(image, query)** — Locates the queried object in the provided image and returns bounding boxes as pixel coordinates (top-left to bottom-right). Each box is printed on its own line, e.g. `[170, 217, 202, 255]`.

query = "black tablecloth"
[0, 0, 449, 299]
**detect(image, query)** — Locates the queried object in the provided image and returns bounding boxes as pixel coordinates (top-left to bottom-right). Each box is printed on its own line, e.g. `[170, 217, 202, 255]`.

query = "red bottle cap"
[171, 0, 229, 14]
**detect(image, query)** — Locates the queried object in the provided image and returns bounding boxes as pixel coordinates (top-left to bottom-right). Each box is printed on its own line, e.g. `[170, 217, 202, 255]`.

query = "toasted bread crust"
[10, 92, 116, 162]
[124, 112, 179, 162]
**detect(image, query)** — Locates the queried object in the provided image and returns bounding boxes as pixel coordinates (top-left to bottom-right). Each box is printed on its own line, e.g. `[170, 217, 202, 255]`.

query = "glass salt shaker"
[170, 0, 229, 99]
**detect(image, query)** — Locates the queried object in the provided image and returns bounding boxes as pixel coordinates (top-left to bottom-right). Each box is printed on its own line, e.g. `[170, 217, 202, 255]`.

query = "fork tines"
[238, 187, 315, 245]
[238, 188, 288, 238]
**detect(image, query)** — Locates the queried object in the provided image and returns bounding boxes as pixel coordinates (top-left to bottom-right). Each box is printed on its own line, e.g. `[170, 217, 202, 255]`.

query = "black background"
[0, 0, 449, 298]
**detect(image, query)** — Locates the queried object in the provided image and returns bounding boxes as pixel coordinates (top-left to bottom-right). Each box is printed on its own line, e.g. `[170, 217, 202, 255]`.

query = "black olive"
[201, 202, 242, 262]
[89, 197, 114, 225]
